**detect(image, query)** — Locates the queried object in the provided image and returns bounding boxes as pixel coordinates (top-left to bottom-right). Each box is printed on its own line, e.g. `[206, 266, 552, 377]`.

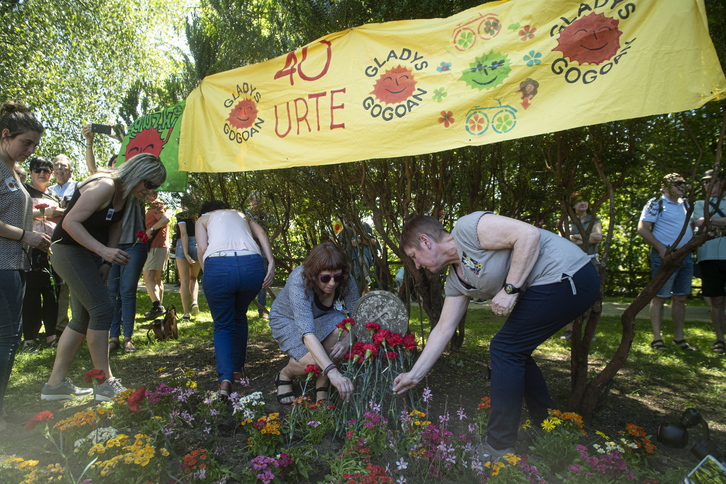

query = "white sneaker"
[93, 378, 127, 401]
[191, 304, 199, 317]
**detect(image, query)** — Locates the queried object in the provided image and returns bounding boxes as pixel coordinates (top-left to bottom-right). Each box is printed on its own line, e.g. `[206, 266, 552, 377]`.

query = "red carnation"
[365, 322, 380, 331]
[402, 334, 417, 350]
[84, 369, 107, 384]
[24, 410, 54, 431]
[341, 317, 356, 327]
[386, 332, 404, 347]
[305, 364, 322, 377]
[136, 230, 149, 244]
[383, 351, 398, 360]
[34, 203, 50, 210]
[352, 342, 366, 352]
[128, 387, 146, 412]
[362, 343, 379, 360]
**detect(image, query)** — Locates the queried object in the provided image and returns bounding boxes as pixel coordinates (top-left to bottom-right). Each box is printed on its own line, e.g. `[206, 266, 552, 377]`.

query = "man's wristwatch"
[503, 283, 521, 295]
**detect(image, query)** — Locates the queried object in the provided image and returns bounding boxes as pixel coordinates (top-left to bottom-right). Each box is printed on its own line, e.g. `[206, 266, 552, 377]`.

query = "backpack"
[147, 305, 179, 342]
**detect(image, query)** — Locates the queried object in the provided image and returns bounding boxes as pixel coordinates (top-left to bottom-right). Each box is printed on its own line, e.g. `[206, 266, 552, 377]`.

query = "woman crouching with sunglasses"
[269, 242, 359, 405]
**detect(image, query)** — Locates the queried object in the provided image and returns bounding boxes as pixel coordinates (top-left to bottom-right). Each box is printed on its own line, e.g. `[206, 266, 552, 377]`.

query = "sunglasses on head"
[318, 273, 344, 284]
[143, 180, 160, 190]
[33, 167, 52, 174]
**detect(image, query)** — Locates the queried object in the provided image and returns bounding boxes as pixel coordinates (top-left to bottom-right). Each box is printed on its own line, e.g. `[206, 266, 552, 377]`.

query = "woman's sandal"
[315, 386, 329, 403]
[673, 339, 697, 351]
[650, 339, 667, 351]
[712, 340, 725, 354]
[274, 372, 295, 405]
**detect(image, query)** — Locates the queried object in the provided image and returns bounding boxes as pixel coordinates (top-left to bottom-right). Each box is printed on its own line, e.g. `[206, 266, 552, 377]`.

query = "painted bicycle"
[452, 13, 502, 52]
[464, 98, 517, 136]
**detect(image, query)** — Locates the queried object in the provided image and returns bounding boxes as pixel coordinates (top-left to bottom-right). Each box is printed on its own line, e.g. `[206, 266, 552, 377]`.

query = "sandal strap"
[673, 339, 697, 351]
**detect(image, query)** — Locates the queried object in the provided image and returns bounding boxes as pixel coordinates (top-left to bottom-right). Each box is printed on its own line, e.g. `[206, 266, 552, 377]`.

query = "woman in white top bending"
[196, 200, 274, 397]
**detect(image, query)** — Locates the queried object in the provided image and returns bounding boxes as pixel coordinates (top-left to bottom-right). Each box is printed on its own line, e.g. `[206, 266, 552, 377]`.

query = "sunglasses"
[318, 273, 344, 284]
[143, 180, 160, 190]
[33, 167, 52, 174]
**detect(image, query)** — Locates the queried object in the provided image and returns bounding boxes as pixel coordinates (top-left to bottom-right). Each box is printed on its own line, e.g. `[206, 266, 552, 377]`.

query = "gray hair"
[98, 153, 166, 199]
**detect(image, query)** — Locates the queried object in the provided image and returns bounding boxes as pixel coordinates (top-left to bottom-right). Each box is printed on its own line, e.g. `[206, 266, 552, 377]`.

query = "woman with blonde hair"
[41, 153, 166, 402]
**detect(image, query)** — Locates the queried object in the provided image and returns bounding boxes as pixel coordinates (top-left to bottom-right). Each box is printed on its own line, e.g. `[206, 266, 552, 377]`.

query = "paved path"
[152, 283, 712, 322]
[468, 299, 712, 322]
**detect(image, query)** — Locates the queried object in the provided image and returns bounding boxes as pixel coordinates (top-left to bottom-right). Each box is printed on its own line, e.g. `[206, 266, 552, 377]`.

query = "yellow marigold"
[18, 460, 39, 468]
[160, 448, 169, 457]
[409, 410, 426, 418]
[187, 380, 198, 389]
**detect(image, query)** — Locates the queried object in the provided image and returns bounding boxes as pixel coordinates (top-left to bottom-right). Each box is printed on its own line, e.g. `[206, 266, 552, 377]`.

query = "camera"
[657, 408, 725, 482]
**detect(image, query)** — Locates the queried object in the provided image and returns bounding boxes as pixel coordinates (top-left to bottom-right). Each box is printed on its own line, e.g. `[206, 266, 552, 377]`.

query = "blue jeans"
[202, 254, 264, 382]
[487, 263, 600, 449]
[0, 270, 25, 416]
[108, 243, 148, 339]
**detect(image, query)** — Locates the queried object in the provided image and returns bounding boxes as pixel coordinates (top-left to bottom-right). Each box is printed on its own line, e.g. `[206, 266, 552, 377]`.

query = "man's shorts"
[143, 247, 169, 272]
[650, 249, 693, 298]
[699, 259, 726, 297]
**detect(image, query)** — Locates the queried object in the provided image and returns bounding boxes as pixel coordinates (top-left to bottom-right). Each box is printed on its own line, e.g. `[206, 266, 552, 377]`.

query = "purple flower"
[422, 387, 433, 402]
[307, 420, 321, 427]
[456, 408, 467, 420]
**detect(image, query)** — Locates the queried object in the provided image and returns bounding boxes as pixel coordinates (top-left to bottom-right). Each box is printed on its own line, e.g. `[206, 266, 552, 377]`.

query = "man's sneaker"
[94, 378, 127, 402]
[190, 304, 199, 317]
[477, 439, 516, 463]
[41, 378, 93, 401]
[144, 305, 166, 320]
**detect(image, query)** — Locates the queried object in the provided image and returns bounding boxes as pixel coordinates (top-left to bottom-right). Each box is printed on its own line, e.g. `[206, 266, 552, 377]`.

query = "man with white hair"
[48, 154, 77, 206]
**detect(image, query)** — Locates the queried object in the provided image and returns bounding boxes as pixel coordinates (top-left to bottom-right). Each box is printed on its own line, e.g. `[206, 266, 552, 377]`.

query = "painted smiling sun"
[371, 66, 418, 105]
[459, 51, 512, 91]
[227, 99, 259, 129]
[554, 12, 622, 65]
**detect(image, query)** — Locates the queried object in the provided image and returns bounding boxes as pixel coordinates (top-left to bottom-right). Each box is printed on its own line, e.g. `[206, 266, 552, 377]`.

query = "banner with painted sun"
[179, 0, 725, 173]
[117, 101, 188, 192]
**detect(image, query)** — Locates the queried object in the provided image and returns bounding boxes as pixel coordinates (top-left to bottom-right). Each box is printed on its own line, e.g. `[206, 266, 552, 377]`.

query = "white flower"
[396, 476, 407, 484]
[396, 458, 408, 470]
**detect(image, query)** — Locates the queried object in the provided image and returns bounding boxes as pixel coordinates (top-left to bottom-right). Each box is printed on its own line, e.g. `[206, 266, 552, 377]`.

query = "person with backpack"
[692, 169, 726, 354]
[637, 173, 696, 351]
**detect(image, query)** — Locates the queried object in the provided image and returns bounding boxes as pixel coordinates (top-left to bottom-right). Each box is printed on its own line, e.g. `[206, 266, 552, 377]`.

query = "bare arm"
[588, 220, 603, 244]
[637, 220, 667, 259]
[302, 333, 353, 401]
[179, 222, 194, 264]
[82, 124, 98, 174]
[249, 218, 275, 288]
[478, 214, 540, 316]
[60, 178, 129, 265]
[0, 220, 50, 250]
[393, 295, 470, 393]
[195, 216, 209, 271]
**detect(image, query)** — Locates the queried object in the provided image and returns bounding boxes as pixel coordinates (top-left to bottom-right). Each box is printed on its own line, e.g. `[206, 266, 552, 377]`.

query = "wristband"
[18, 229, 25, 241]
[102, 260, 112, 266]
[323, 364, 337, 376]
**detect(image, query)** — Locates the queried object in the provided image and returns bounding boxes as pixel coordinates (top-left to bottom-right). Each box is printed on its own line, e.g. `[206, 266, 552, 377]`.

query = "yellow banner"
[179, 0, 726, 173]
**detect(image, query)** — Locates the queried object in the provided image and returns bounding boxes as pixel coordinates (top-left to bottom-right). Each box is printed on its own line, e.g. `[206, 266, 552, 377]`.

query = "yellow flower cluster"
[258, 413, 282, 435]
[542, 409, 586, 436]
[111, 389, 134, 405]
[54, 407, 112, 432]
[90, 433, 168, 477]
[19, 463, 65, 483]
[484, 453, 520, 475]
[408, 410, 431, 427]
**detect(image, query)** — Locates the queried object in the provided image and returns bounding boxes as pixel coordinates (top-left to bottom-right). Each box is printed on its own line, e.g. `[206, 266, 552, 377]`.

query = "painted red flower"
[84, 369, 107, 384]
[128, 387, 146, 412]
[305, 364, 322, 377]
[438, 111, 455, 128]
[402, 334, 417, 350]
[24, 410, 54, 431]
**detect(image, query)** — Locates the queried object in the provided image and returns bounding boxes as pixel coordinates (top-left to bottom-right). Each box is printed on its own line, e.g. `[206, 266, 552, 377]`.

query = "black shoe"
[144, 305, 166, 320]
